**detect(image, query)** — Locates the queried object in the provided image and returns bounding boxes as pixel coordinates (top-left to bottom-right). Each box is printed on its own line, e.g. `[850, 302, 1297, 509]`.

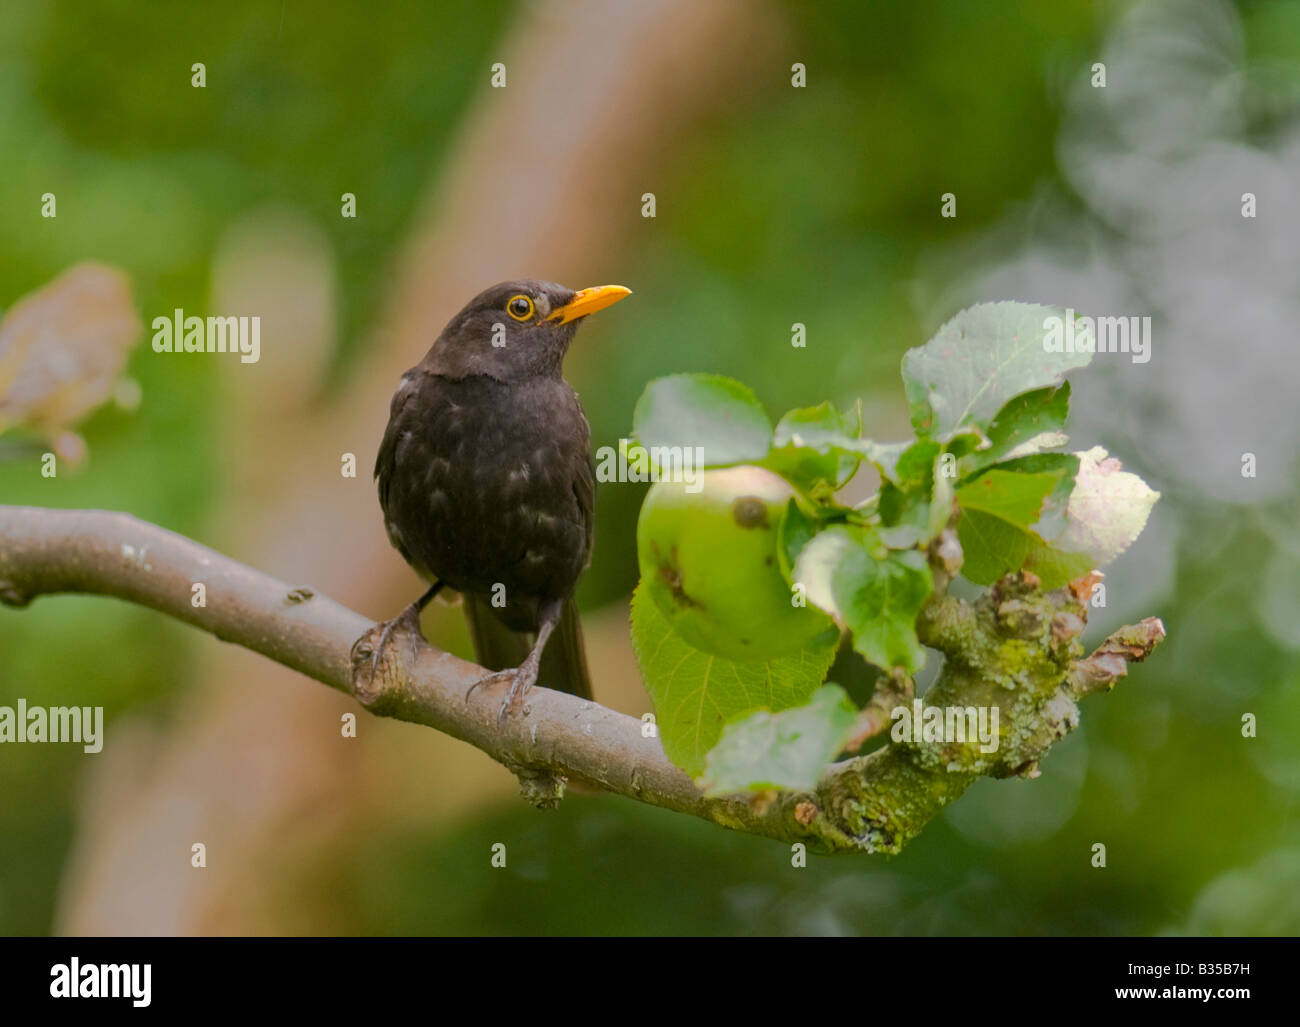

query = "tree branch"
[0, 506, 1165, 853]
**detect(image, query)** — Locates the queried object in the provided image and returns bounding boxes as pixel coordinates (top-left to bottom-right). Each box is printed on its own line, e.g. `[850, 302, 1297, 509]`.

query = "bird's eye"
[506, 295, 534, 321]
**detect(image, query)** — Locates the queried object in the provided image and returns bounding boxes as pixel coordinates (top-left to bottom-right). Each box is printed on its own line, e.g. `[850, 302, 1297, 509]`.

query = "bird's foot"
[351, 603, 427, 696]
[466, 663, 539, 723]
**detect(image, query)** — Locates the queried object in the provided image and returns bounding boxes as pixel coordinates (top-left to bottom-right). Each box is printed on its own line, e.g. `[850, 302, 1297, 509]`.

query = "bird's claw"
[352, 604, 426, 694]
[466, 668, 534, 722]
[368, 620, 399, 677]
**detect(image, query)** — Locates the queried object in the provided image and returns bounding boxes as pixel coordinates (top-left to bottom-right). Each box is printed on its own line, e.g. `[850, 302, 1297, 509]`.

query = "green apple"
[637, 464, 837, 660]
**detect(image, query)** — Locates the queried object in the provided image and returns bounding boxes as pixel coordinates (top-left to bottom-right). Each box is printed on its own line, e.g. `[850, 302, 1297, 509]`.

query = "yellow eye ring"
[506, 294, 534, 322]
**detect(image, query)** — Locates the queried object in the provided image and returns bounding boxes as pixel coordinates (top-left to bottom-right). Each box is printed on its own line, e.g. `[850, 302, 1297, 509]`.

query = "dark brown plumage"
[369, 279, 630, 716]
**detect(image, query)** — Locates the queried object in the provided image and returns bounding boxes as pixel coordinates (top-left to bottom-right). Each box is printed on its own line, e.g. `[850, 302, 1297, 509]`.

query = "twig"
[0, 506, 1165, 853]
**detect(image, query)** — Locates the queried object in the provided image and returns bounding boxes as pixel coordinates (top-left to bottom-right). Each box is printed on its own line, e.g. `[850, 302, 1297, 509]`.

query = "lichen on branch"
[788, 532, 1164, 853]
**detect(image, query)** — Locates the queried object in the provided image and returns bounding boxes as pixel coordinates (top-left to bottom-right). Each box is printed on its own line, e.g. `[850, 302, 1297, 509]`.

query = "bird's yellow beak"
[547, 285, 632, 325]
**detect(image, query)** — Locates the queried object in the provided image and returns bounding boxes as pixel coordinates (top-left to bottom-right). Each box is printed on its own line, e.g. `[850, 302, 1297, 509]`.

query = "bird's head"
[422, 279, 631, 381]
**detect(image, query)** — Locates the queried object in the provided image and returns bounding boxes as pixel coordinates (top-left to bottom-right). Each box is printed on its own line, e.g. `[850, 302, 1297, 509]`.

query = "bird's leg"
[466, 598, 563, 722]
[361, 582, 443, 681]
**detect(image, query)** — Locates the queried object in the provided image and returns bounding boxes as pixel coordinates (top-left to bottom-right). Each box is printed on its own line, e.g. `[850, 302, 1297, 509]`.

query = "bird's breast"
[378, 374, 593, 609]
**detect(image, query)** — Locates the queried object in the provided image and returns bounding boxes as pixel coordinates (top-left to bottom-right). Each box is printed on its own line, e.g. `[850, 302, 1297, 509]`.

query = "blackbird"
[368, 279, 631, 718]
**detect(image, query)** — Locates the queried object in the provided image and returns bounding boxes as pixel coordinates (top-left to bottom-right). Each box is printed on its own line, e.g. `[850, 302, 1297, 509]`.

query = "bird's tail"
[464, 594, 593, 701]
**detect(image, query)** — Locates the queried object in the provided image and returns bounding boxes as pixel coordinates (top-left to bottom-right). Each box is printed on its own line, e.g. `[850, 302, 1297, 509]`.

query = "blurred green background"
[2, 0, 1299, 936]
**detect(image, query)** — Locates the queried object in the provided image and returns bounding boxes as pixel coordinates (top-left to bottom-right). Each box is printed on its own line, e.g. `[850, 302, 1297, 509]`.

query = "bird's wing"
[374, 371, 427, 567]
[374, 371, 418, 497]
[573, 410, 597, 568]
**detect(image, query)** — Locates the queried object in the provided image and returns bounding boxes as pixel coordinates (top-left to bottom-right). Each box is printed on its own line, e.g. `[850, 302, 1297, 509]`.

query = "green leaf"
[630, 584, 839, 775]
[958, 506, 1097, 588]
[955, 462, 1092, 588]
[929, 456, 956, 539]
[955, 447, 1157, 588]
[633, 373, 772, 468]
[761, 401, 862, 491]
[872, 438, 958, 547]
[892, 438, 943, 488]
[794, 526, 933, 672]
[963, 383, 1071, 474]
[699, 685, 857, 795]
[902, 302, 1091, 440]
[776, 497, 818, 582]
[944, 426, 989, 461]
[877, 439, 939, 527]
[994, 452, 1080, 539]
[956, 468, 1068, 527]
[859, 439, 912, 483]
